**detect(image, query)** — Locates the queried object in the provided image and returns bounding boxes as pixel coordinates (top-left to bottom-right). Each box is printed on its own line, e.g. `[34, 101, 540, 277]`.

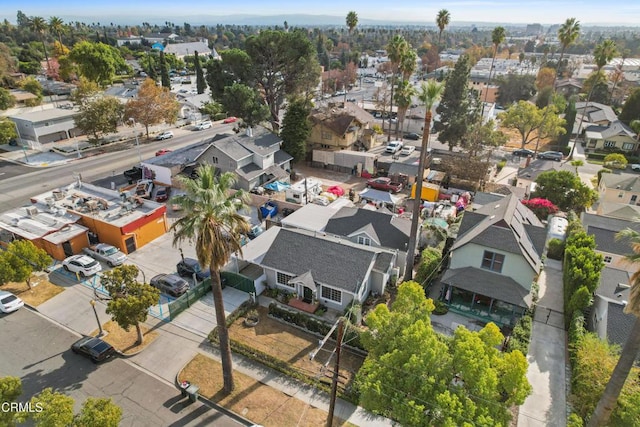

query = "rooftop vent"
[25, 206, 38, 216]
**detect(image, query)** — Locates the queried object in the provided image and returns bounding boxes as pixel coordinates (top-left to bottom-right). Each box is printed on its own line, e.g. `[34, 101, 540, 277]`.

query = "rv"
[285, 178, 322, 205]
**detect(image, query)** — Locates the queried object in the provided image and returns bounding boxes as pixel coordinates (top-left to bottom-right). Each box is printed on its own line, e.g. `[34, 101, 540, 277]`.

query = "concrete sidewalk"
[518, 259, 567, 427]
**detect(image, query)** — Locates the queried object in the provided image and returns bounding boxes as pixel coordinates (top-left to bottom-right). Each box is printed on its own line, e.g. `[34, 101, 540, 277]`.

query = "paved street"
[0, 308, 242, 427]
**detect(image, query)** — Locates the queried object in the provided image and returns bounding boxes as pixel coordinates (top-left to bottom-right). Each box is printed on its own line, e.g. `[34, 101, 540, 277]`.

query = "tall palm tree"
[395, 49, 417, 138]
[588, 228, 640, 426]
[404, 80, 444, 281]
[610, 49, 630, 104]
[345, 11, 358, 73]
[29, 16, 50, 73]
[170, 165, 250, 393]
[48, 16, 65, 49]
[482, 26, 506, 112]
[386, 35, 409, 142]
[395, 79, 416, 138]
[436, 9, 450, 48]
[555, 18, 581, 86]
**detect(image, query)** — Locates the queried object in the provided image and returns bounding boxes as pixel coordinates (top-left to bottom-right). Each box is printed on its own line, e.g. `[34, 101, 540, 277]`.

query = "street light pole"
[129, 118, 142, 163]
[90, 299, 103, 337]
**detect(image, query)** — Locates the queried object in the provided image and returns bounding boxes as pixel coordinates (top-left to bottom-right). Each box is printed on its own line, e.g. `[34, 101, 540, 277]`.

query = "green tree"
[588, 228, 640, 426]
[245, 30, 320, 131]
[159, 51, 170, 89]
[28, 388, 75, 427]
[73, 397, 122, 427]
[280, 98, 311, 163]
[495, 74, 536, 105]
[436, 54, 478, 151]
[48, 16, 65, 48]
[345, 11, 358, 43]
[465, 119, 508, 158]
[555, 18, 581, 83]
[499, 101, 566, 148]
[0, 240, 52, 288]
[28, 16, 50, 74]
[221, 83, 269, 127]
[619, 88, 640, 125]
[604, 153, 628, 169]
[69, 41, 129, 86]
[205, 49, 253, 100]
[0, 87, 16, 110]
[194, 51, 206, 94]
[405, 80, 444, 281]
[101, 265, 160, 344]
[170, 165, 251, 393]
[0, 118, 18, 145]
[534, 170, 598, 212]
[436, 9, 451, 47]
[484, 26, 506, 106]
[414, 247, 442, 286]
[76, 96, 124, 142]
[124, 78, 180, 138]
[385, 34, 409, 142]
[20, 76, 43, 106]
[0, 377, 22, 426]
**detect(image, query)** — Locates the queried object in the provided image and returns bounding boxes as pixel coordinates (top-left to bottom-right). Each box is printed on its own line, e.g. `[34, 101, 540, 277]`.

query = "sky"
[2, 0, 639, 26]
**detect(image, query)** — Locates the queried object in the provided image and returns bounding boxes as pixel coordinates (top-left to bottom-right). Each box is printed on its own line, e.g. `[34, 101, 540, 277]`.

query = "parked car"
[400, 145, 416, 155]
[195, 121, 212, 130]
[631, 164, 640, 171]
[367, 177, 404, 193]
[82, 244, 127, 267]
[155, 187, 170, 203]
[176, 258, 211, 281]
[155, 149, 172, 156]
[512, 148, 535, 158]
[62, 255, 102, 277]
[0, 291, 24, 313]
[334, 90, 347, 96]
[155, 131, 174, 141]
[150, 274, 189, 297]
[537, 151, 563, 161]
[346, 98, 356, 103]
[71, 336, 115, 363]
[385, 140, 404, 154]
[403, 132, 421, 141]
[123, 165, 142, 183]
[247, 225, 264, 240]
[223, 116, 237, 124]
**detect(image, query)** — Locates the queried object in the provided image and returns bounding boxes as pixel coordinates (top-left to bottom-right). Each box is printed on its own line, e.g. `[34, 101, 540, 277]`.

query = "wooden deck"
[288, 298, 319, 314]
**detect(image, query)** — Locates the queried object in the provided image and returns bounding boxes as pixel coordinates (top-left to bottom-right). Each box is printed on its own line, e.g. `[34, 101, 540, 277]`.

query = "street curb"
[24, 305, 83, 338]
[175, 358, 255, 427]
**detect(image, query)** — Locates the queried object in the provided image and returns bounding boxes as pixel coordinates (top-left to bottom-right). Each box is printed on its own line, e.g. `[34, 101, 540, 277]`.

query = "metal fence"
[167, 279, 211, 320]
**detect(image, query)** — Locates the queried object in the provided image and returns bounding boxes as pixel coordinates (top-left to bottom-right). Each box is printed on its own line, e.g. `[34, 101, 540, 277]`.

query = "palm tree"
[395, 49, 417, 138]
[395, 79, 416, 138]
[29, 16, 50, 73]
[610, 49, 630, 104]
[170, 165, 250, 393]
[345, 11, 358, 69]
[570, 159, 583, 175]
[588, 228, 640, 426]
[436, 9, 450, 48]
[386, 35, 409, 142]
[555, 18, 581, 86]
[48, 16, 65, 49]
[482, 26, 506, 112]
[404, 80, 444, 281]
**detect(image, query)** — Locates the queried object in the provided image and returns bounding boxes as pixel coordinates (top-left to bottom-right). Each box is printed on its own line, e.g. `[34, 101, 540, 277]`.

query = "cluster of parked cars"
[511, 149, 564, 162]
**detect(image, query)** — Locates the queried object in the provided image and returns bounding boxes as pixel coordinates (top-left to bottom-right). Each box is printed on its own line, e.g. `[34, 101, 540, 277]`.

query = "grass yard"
[2, 276, 64, 307]
[93, 320, 158, 355]
[228, 306, 365, 390]
[179, 353, 355, 427]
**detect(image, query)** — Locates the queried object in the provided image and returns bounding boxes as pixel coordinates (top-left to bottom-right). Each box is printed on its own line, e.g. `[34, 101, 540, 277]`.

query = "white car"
[385, 140, 404, 154]
[155, 131, 174, 140]
[195, 121, 212, 130]
[631, 164, 640, 171]
[0, 291, 24, 313]
[62, 255, 102, 277]
[400, 145, 416, 156]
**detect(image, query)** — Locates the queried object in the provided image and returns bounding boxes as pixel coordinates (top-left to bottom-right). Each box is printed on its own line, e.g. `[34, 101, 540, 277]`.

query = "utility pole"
[326, 318, 344, 427]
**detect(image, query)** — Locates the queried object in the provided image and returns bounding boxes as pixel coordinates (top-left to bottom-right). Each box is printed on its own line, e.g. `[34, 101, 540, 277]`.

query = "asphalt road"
[0, 308, 242, 427]
[0, 159, 30, 179]
[0, 123, 236, 211]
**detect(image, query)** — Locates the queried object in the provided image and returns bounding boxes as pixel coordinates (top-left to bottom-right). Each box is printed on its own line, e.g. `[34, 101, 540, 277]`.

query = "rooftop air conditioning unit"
[25, 206, 38, 216]
[86, 200, 99, 210]
[52, 191, 65, 201]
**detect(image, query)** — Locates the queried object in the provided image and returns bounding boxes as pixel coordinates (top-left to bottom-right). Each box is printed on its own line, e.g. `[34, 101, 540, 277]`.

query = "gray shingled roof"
[388, 162, 419, 177]
[596, 267, 630, 300]
[236, 163, 262, 180]
[274, 150, 293, 165]
[441, 267, 532, 308]
[325, 207, 411, 251]
[606, 303, 636, 348]
[598, 202, 640, 220]
[213, 138, 253, 161]
[600, 174, 640, 193]
[582, 213, 640, 255]
[471, 192, 505, 209]
[453, 193, 545, 272]
[236, 129, 282, 155]
[575, 101, 618, 124]
[260, 229, 379, 293]
[517, 159, 562, 180]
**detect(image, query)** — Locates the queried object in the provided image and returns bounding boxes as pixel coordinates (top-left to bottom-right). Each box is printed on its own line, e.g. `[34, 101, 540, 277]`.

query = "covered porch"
[287, 271, 320, 313]
[441, 267, 531, 327]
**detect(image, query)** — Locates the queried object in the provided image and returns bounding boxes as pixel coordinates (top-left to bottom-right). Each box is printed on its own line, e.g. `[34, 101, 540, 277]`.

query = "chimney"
[246, 127, 253, 138]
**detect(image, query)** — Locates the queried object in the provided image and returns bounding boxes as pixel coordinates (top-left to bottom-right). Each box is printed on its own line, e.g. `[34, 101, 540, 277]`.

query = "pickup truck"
[367, 177, 404, 193]
[123, 166, 142, 183]
[83, 244, 127, 267]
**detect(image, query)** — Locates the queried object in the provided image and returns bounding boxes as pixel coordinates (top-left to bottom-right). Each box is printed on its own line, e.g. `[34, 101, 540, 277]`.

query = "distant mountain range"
[29, 13, 637, 29]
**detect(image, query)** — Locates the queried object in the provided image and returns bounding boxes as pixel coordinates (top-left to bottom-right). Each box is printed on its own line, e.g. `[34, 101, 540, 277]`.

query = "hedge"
[506, 313, 533, 354]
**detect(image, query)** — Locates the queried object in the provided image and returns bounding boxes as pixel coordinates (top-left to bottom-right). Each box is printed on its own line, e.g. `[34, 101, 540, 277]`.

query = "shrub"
[597, 168, 612, 184]
[567, 413, 584, 427]
[506, 314, 533, 354]
[521, 198, 559, 221]
[547, 238, 565, 260]
[415, 248, 442, 287]
[432, 300, 449, 315]
[496, 159, 507, 172]
[603, 153, 628, 169]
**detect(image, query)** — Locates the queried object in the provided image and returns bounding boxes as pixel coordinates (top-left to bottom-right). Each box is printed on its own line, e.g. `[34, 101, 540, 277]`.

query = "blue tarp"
[264, 181, 290, 191]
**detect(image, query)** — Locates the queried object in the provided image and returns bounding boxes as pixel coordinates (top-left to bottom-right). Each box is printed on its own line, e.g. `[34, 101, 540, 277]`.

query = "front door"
[125, 236, 136, 253]
[303, 286, 313, 304]
[62, 241, 73, 257]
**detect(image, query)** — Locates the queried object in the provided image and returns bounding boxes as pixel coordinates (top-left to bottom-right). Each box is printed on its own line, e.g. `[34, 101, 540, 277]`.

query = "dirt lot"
[2, 276, 64, 307]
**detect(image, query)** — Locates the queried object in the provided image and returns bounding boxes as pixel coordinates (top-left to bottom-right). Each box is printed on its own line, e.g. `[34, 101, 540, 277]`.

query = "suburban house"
[232, 227, 397, 312]
[441, 193, 547, 327]
[10, 107, 81, 147]
[0, 181, 168, 259]
[163, 40, 219, 60]
[116, 36, 142, 47]
[588, 266, 635, 348]
[308, 104, 376, 152]
[581, 212, 640, 274]
[584, 120, 638, 152]
[598, 173, 640, 207]
[515, 158, 563, 198]
[555, 78, 583, 97]
[176, 93, 210, 121]
[143, 127, 292, 191]
[142, 33, 177, 44]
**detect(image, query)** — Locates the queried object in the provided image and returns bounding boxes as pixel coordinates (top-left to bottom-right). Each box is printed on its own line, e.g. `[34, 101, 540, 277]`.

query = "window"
[623, 143, 635, 150]
[604, 140, 616, 148]
[211, 156, 218, 164]
[277, 272, 294, 288]
[357, 236, 371, 246]
[321, 286, 342, 303]
[481, 251, 505, 273]
[631, 195, 637, 204]
[604, 256, 612, 263]
[619, 192, 625, 198]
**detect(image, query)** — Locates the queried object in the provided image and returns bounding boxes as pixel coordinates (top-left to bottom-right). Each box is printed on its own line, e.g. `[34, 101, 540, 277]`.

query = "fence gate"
[221, 272, 255, 294]
[533, 305, 564, 330]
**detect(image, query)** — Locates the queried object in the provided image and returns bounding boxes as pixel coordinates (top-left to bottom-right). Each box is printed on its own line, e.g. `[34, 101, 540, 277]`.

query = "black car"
[537, 151, 563, 161]
[123, 166, 142, 183]
[403, 132, 421, 140]
[71, 336, 115, 363]
[150, 274, 190, 297]
[176, 258, 210, 281]
[512, 148, 535, 158]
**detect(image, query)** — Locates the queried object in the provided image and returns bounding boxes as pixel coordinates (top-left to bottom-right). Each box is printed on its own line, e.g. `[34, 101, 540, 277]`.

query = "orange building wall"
[37, 233, 89, 261]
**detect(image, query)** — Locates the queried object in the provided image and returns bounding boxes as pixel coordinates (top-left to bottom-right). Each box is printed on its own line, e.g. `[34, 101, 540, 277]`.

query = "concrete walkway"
[518, 259, 567, 427]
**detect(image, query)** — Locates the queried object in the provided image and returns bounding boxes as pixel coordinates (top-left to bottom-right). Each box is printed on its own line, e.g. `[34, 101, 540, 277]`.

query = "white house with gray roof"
[10, 107, 82, 147]
[441, 193, 546, 327]
[581, 212, 640, 274]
